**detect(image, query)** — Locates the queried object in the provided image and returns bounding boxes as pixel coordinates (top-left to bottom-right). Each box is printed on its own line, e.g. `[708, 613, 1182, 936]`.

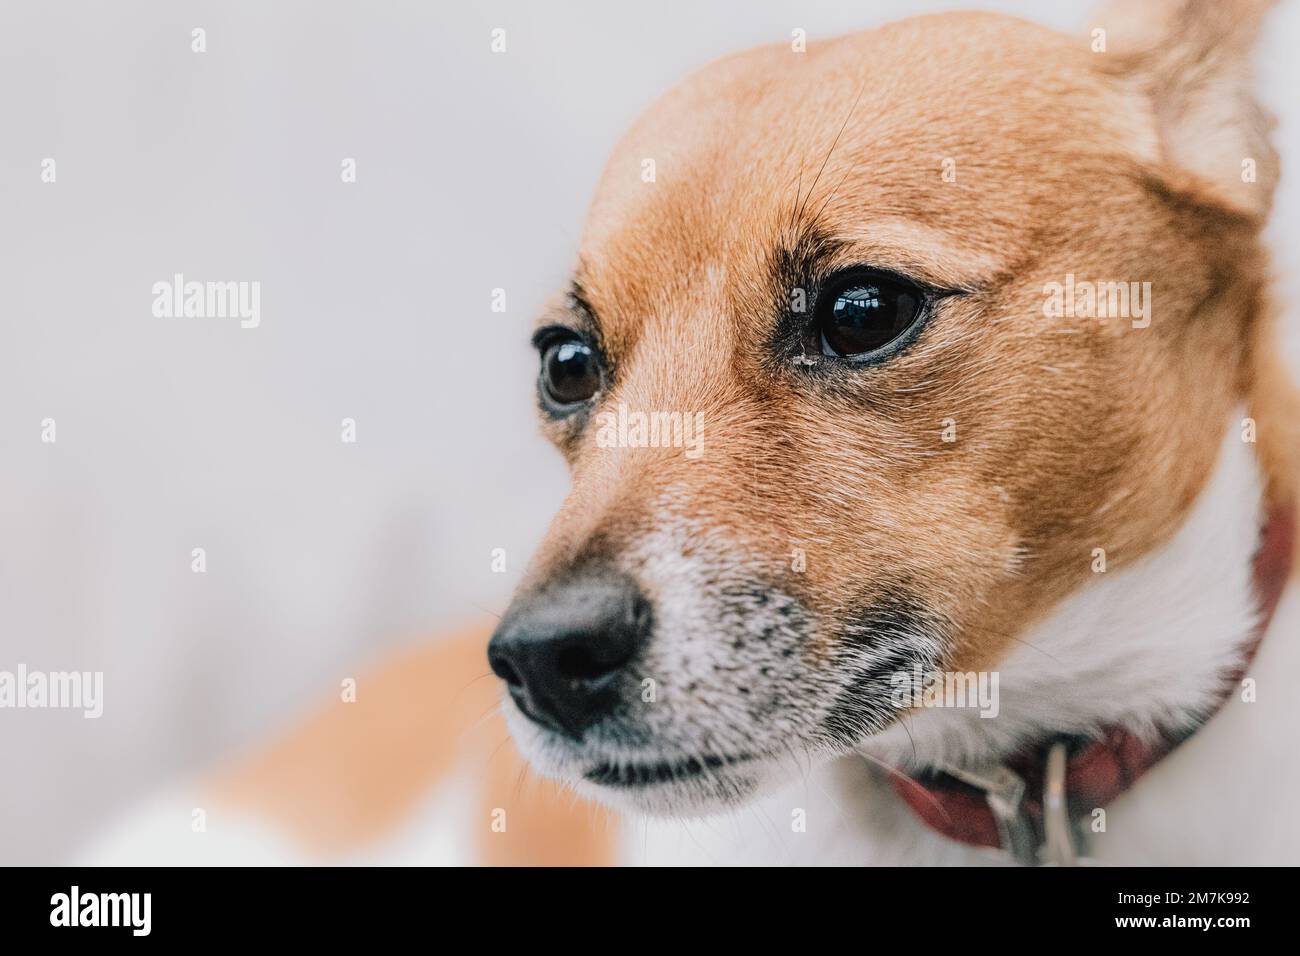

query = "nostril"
[488, 647, 524, 688]
[555, 610, 646, 682]
[556, 642, 619, 682]
[498, 660, 523, 688]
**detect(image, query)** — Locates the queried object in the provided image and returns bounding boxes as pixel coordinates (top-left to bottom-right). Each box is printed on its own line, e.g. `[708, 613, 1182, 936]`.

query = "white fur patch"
[867, 411, 1266, 771]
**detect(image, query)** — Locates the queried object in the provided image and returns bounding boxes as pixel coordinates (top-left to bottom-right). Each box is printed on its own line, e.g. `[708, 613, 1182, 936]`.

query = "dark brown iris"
[541, 338, 600, 405]
[817, 273, 923, 357]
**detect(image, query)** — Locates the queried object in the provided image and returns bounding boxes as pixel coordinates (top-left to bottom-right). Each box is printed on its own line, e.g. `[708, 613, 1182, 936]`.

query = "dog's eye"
[540, 335, 601, 406]
[815, 271, 924, 359]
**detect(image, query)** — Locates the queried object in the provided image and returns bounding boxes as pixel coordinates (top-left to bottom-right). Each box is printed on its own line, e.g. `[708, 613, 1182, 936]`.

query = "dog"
[83, 0, 1299, 866]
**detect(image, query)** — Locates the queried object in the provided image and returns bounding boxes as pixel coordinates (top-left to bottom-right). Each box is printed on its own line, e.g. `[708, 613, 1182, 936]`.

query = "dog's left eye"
[538, 334, 601, 407]
[814, 271, 925, 359]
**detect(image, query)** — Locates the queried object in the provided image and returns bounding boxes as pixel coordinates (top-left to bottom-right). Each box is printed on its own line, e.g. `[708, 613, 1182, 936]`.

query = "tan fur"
[530, 7, 1288, 675]
[212, 624, 615, 864]
[206, 1, 1297, 857]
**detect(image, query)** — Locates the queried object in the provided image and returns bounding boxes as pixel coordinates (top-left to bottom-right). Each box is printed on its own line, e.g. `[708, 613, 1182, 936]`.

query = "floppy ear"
[1092, 0, 1279, 221]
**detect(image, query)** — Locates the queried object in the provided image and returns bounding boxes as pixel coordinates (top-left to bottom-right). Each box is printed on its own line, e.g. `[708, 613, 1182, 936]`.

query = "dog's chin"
[504, 706, 790, 817]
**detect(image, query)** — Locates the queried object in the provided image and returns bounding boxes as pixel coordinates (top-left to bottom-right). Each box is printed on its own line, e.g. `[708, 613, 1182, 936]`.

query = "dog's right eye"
[538, 334, 601, 407]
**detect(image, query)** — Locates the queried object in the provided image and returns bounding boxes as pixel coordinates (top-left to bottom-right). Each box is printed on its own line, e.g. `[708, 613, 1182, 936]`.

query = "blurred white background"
[1, 0, 1296, 864]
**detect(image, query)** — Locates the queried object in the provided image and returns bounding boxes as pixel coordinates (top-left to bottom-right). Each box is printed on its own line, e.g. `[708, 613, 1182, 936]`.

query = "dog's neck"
[865, 412, 1265, 773]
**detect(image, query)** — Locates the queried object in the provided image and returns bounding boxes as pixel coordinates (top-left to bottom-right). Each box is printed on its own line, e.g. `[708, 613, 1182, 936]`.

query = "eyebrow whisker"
[810, 159, 861, 227]
[792, 80, 868, 232]
[787, 158, 805, 237]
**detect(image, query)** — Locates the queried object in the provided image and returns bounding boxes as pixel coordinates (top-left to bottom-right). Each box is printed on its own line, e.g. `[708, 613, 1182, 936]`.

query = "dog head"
[489, 2, 1279, 814]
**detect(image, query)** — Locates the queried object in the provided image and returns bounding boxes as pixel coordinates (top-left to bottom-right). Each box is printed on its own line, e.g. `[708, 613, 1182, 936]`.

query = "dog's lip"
[584, 753, 754, 788]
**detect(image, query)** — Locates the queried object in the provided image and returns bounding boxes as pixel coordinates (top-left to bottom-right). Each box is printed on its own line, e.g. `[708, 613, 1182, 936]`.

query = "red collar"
[891, 504, 1296, 855]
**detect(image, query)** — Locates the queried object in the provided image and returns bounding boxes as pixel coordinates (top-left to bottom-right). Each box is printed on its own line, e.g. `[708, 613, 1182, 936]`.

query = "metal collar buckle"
[942, 740, 1085, 866]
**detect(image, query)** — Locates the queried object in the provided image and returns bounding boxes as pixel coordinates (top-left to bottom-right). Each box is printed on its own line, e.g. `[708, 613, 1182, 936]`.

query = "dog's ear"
[1091, 0, 1279, 221]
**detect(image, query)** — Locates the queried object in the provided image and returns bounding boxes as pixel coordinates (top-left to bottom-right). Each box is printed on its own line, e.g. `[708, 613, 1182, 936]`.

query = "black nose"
[488, 570, 651, 740]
